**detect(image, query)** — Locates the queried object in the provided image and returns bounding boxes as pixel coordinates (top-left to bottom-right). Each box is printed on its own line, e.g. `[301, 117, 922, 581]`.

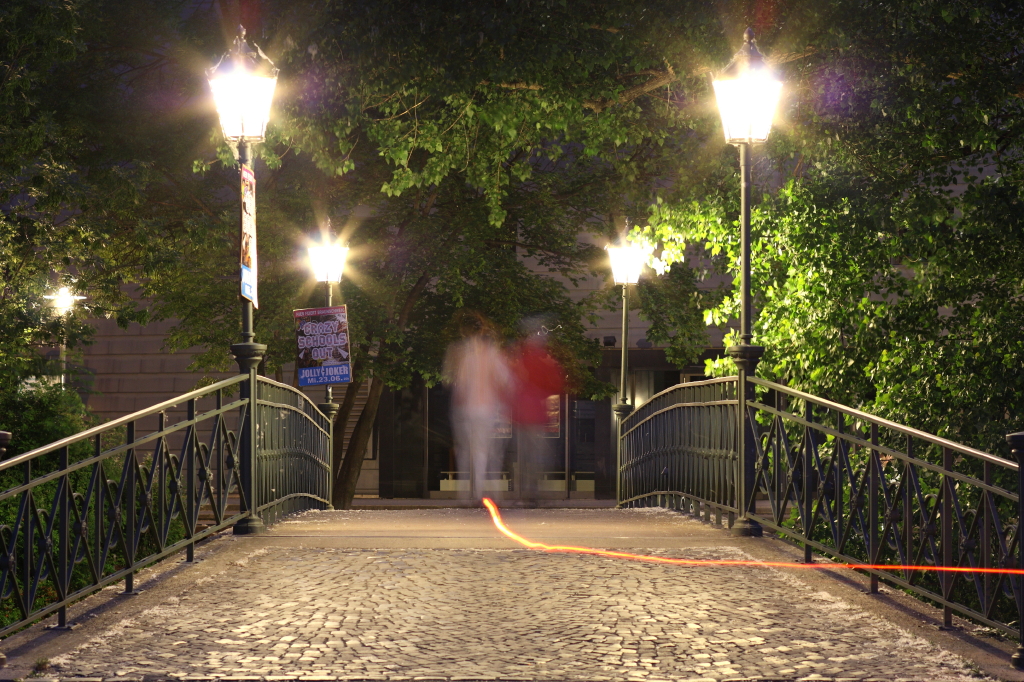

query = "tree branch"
[583, 65, 676, 113]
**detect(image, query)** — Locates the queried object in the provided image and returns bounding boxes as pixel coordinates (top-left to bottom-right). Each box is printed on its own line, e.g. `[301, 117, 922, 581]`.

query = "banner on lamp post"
[240, 165, 258, 308]
[294, 305, 352, 387]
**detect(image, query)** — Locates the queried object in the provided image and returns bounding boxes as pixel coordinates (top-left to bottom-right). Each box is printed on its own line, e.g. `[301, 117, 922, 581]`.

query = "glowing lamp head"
[308, 241, 349, 283]
[207, 27, 279, 143]
[607, 242, 646, 285]
[45, 287, 85, 315]
[712, 28, 783, 145]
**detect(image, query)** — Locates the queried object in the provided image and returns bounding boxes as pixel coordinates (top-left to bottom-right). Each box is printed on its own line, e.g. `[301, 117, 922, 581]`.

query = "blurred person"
[443, 312, 511, 500]
[509, 318, 566, 503]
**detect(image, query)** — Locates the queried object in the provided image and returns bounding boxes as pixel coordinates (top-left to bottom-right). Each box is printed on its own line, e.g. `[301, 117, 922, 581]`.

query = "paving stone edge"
[1, 677, 929, 682]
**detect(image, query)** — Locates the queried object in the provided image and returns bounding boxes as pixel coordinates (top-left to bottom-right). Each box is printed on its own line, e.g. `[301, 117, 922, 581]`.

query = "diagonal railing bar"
[0, 372, 333, 639]
[619, 374, 1024, 653]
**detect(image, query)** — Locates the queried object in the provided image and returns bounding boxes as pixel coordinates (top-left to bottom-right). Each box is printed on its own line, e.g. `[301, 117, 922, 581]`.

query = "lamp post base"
[231, 341, 267, 372]
[731, 517, 763, 537]
[318, 401, 340, 423]
[612, 402, 634, 421]
[726, 343, 764, 369]
[232, 515, 266, 535]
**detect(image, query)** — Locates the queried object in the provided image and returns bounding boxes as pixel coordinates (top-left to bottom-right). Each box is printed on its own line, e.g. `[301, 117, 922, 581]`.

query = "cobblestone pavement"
[44, 528, 982, 682]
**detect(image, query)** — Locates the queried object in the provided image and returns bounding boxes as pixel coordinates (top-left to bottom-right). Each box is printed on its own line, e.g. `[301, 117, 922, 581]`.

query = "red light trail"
[481, 497, 1024, 576]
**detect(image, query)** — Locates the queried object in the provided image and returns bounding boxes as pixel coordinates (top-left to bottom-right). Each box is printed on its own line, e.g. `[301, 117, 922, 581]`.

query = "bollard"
[1005, 431, 1024, 669]
[0, 431, 8, 667]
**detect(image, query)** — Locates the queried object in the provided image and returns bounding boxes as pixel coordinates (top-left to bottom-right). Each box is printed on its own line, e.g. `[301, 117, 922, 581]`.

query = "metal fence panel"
[0, 374, 331, 637]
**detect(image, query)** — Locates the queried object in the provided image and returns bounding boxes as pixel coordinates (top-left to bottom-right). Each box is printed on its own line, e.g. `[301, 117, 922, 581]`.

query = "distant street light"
[607, 239, 646, 503]
[308, 240, 349, 292]
[44, 286, 85, 386]
[208, 26, 278, 536]
[712, 28, 783, 537]
[307, 231, 349, 413]
[45, 286, 86, 316]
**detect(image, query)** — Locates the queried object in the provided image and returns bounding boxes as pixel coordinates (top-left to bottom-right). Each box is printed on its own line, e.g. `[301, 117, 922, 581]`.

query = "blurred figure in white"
[443, 312, 511, 500]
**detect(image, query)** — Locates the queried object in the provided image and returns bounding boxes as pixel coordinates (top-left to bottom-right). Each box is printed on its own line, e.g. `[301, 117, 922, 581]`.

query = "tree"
[261, 0, 738, 505]
[0, 0, 147, 394]
[641, 0, 1024, 453]
[4, 0, 752, 507]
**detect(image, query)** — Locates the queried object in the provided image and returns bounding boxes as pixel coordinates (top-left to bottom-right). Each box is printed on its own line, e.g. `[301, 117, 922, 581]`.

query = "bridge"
[0, 371, 1021, 681]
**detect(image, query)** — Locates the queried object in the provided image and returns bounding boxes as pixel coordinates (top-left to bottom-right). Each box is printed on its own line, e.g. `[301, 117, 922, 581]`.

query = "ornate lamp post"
[44, 286, 86, 387]
[607, 240, 646, 504]
[712, 28, 782, 536]
[208, 26, 278, 535]
[307, 232, 349, 422]
[207, 26, 278, 368]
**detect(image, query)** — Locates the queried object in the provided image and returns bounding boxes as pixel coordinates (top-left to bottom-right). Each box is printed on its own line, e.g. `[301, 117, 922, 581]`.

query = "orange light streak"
[481, 497, 1024, 576]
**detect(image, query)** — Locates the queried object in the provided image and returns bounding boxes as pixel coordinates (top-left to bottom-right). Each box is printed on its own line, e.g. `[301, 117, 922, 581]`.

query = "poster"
[240, 165, 258, 308]
[294, 305, 352, 386]
[544, 394, 561, 437]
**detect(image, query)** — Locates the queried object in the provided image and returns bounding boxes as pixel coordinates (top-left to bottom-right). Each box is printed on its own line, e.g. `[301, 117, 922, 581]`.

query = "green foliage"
[0, 382, 94, 458]
[641, 0, 1024, 452]
[635, 265, 717, 369]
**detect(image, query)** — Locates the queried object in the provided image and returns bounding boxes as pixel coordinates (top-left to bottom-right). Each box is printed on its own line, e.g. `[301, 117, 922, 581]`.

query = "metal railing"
[0, 374, 331, 637]
[255, 378, 332, 525]
[619, 378, 738, 521]
[619, 374, 1024, 650]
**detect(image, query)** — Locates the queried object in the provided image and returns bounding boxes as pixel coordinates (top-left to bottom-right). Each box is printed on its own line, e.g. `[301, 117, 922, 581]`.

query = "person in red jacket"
[508, 320, 566, 503]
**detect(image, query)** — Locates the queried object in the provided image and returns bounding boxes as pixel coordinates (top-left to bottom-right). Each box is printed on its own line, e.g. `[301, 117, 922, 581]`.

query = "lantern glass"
[209, 67, 278, 142]
[712, 68, 782, 144]
[607, 244, 646, 285]
[308, 243, 349, 283]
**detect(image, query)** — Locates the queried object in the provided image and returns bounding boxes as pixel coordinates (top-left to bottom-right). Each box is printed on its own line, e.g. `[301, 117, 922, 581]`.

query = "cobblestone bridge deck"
[1, 507, 1020, 682]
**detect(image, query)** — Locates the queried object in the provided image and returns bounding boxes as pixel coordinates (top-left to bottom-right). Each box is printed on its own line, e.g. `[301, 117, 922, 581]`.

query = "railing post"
[727, 345, 763, 537]
[186, 398, 196, 563]
[233, 369, 266, 535]
[836, 414, 844, 548]
[941, 446, 953, 627]
[0, 432, 7, 659]
[57, 445, 69, 627]
[1005, 431, 1024, 668]
[868, 423, 879, 594]
[124, 420, 137, 594]
[613, 405, 633, 506]
[982, 460, 992, 621]
[803, 401, 813, 563]
[318, 401, 339, 511]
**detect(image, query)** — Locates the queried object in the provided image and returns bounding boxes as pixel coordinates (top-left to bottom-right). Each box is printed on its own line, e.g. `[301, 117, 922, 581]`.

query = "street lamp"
[44, 286, 85, 386]
[208, 26, 278, 536]
[208, 25, 278, 365]
[307, 233, 349, 416]
[712, 27, 782, 537]
[607, 239, 646, 504]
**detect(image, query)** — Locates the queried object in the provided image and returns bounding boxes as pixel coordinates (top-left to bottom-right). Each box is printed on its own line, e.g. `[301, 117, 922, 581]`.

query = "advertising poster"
[544, 394, 561, 437]
[294, 305, 352, 387]
[240, 165, 258, 308]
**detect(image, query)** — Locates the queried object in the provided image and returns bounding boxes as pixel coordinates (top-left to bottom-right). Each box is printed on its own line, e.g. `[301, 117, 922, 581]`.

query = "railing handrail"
[621, 399, 738, 439]
[623, 376, 738, 428]
[0, 374, 247, 471]
[255, 375, 330, 421]
[750, 376, 1016, 470]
